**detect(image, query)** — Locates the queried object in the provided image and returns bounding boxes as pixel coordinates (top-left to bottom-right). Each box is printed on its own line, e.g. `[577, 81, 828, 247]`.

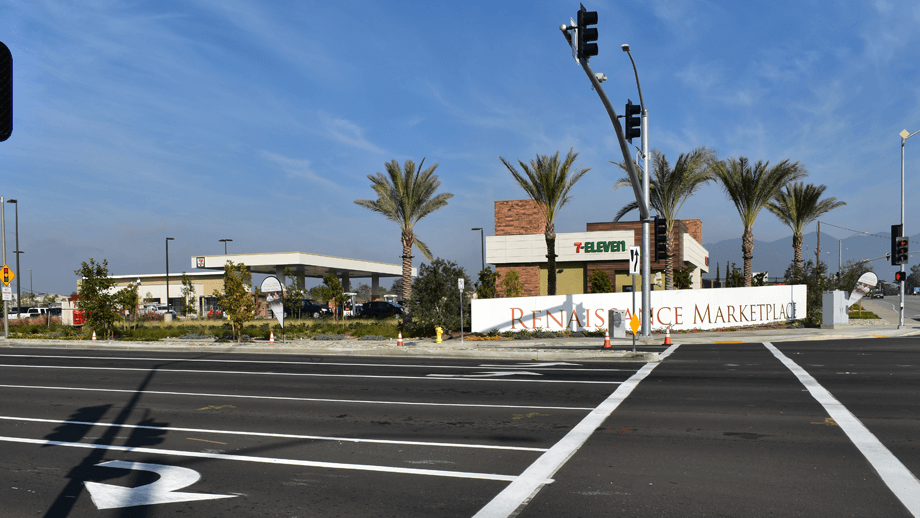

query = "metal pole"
[896, 128, 918, 328]
[624, 45, 651, 338]
[471, 228, 484, 272]
[166, 238, 174, 312]
[900, 134, 906, 328]
[9, 200, 19, 314]
[2, 197, 7, 338]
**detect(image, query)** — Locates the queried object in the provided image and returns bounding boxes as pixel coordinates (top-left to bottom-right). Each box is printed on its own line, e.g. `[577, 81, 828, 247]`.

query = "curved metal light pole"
[622, 44, 651, 338]
[899, 129, 919, 328]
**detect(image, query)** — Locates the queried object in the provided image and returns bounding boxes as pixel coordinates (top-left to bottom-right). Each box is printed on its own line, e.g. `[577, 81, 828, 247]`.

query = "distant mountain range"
[702, 229, 915, 282]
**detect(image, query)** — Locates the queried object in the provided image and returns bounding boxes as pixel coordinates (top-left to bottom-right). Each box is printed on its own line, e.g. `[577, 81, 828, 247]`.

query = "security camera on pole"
[560, 5, 651, 337]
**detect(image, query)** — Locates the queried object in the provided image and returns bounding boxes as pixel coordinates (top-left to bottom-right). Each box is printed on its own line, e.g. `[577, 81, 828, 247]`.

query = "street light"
[898, 128, 919, 328]
[219, 238, 232, 255]
[622, 43, 651, 338]
[6, 199, 19, 313]
[471, 228, 484, 272]
[166, 237, 174, 311]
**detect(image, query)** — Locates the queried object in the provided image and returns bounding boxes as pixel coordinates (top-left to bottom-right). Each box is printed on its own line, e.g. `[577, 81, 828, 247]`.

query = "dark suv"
[359, 300, 403, 318]
[296, 299, 330, 318]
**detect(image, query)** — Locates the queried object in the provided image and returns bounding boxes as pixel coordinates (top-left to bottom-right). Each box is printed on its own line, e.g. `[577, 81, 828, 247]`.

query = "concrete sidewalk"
[1, 310, 918, 361]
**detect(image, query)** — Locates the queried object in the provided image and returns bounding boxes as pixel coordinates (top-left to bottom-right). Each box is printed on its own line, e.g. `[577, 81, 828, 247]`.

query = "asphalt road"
[0, 339, 917, 517]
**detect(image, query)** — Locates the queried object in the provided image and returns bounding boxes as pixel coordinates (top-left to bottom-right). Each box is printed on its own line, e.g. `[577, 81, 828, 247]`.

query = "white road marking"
[0, 384, 594, 410]
[0, 364, 615, 384]
[426, 371, 543, 378]
[0, 435, 530, 482]
[764, 342, 920, 517]
[84, 461, 237, 509]
[0, 354, 625, 371]
[0, 416, 549, 452]
[473, 343, 682, 518]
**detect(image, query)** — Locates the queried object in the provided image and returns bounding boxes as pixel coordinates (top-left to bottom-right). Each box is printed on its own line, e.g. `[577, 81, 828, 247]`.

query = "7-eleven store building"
[486, 200, 709, 295]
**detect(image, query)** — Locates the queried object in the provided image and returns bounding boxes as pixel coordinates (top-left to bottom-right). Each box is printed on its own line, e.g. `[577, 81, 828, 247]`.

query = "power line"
[818, 221, 889, 240]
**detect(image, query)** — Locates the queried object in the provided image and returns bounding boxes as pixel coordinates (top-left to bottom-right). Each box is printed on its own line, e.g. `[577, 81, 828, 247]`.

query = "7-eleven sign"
[2, 264, 14, 286]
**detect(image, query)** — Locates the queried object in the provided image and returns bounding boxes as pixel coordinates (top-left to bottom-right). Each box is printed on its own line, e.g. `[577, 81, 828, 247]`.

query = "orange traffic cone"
[397, 332, 404, 346]
[664, 325, 672, 345]
[603, 329, 611, 349]
[269, 331, 275, 344]
[92, 331, 96, 341]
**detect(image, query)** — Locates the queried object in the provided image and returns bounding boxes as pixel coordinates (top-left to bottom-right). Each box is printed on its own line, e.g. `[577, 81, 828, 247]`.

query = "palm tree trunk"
[665, 223, 675, 290]
[545, 222, 557, 296]
[742, 227, 754, 287]
[793, 232, 803, 272]
[401, 230, 413, 301]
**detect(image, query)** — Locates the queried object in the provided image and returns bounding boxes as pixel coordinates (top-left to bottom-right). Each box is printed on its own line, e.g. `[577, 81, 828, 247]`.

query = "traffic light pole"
[898, 130, 919, 328]
[576, 59, 651, 337]
[1, 196, 6, 338]
[560, 15, 651, 337]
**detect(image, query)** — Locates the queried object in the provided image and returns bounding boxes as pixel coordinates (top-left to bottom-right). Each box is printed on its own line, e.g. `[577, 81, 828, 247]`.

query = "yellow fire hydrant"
[435, 326, 443, 343]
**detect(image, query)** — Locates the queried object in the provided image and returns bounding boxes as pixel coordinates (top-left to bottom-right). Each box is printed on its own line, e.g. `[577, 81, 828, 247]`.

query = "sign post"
[260, 276, 284, 342]
[458, 278, 465, 344]
[628, 246, 640, 351]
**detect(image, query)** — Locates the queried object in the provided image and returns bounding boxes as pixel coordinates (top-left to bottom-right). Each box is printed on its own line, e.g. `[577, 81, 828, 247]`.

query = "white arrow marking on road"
[478, 362, 581, 368]
[427, 371, 543, 378]
[84, 460, 237, 510]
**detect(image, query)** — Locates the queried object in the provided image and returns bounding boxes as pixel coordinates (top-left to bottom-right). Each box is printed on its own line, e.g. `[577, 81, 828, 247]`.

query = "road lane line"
[0, 435, 531, 483]
[473, 343, 682, 518]
[0, 384, 594, 410]
[0, 364, 620, 384]
[0, 354, 630, 372]
[764, 342, 920, 517]
[0, 416, 548, 452]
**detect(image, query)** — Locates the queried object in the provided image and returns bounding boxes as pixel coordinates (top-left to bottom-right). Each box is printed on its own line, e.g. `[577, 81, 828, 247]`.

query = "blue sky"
[2, 0, 919, 295]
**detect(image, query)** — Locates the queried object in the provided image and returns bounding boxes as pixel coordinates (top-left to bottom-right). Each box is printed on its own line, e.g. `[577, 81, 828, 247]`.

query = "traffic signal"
[576, 4, 598, 61]
[624, 99, 641, 143]
[891, 224, 902, 266]
[894, 236, 909, 265]
[895, 271, 906, 283]
[653, 216, 668, 261]
[0, 41, 11, 142]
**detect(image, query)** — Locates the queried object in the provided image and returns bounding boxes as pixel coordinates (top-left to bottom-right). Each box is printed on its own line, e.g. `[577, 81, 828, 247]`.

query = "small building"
[486, 200, 709, 296]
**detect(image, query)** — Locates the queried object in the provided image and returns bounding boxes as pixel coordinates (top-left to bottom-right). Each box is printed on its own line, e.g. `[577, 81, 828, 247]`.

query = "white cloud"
[261, 151, 341, 190]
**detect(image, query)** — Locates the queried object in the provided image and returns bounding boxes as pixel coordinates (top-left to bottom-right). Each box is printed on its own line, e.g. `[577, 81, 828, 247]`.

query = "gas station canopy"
[191, 251, 416, 287]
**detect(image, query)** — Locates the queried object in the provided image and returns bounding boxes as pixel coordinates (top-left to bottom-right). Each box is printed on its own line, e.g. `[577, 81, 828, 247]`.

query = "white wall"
[471, 285, 806, 333]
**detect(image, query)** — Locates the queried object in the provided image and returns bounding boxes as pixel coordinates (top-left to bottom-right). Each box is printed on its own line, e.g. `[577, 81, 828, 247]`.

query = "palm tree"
[767, 182, 845, 273]
[711, 157, 807, 286]
[354, 158, 453, 301]
[612, 147, 715, 289]
[500, 149, 589, 296]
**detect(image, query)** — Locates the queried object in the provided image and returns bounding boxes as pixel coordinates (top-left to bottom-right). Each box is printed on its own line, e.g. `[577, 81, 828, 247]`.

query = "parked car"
[358, 300, 403, 318]
[872, 291, 885, 299]
[300, 300, 331, 318]
[144, 304, 176, 316]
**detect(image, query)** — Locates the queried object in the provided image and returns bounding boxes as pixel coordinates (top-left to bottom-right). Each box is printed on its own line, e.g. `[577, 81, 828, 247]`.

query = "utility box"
[821, 290, 848, 329]
[608, 309, 627, 338]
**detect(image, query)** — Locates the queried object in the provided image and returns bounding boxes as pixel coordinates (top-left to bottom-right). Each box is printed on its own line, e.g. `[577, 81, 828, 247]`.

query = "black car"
[359, 300, 403, 318]
[299, 299, 331, 318]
